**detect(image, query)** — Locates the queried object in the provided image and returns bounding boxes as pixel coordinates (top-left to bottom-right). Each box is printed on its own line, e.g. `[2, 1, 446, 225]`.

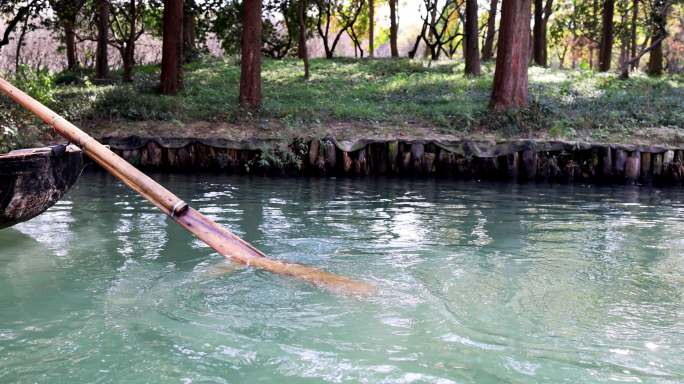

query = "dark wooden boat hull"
[0, 145, 82, 229]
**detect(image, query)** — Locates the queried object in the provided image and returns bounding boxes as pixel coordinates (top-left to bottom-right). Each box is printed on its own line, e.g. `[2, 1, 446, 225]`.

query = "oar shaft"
[0, 77, 374, 296]
[0, 77, 186, 217]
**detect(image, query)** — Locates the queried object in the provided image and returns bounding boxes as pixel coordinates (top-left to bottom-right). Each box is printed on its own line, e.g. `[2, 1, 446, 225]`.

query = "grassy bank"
[2, 57, 683, 151]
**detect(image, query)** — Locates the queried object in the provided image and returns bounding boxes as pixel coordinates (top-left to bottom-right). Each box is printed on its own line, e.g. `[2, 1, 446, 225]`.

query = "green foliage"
[14, 65, 56, 105]
[0, 109, 19, 154]
[246, 139, 308, 173]
[211, 0, 243, 55]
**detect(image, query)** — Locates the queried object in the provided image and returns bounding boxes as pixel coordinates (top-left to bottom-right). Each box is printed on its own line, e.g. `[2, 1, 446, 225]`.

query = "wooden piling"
[521, 150, 537, 180]
[625, 151, 640, 183]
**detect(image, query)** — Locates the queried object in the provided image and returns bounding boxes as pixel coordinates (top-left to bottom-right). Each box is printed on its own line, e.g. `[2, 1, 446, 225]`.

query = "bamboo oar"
[0, 77, 375, 296]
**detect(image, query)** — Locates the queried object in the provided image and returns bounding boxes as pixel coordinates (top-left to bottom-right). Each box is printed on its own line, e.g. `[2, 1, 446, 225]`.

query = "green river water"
[1, 172, 683, 383]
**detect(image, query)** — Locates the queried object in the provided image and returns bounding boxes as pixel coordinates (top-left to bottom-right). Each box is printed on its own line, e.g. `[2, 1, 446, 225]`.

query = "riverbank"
[2, 58, 683, 153]
[3, 58, 683, 184]
[96, 132, 684, 185]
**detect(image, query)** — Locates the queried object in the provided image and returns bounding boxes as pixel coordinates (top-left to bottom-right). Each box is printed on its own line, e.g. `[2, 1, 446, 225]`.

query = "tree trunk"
[481, 0, 498, 60]
[464, 0, 481, 75]
[619, 3, 630, 79]
[598, 0, 615, 71]
[183, 0, 198, 63]
[323, 42, 333, 59]
[298, 0, 310, 79]
[590, 0, 598, 68]
[424, 4, 437, 59]
[64, 18, 78, 70]
[160, 0, 183, 95]
[532, 0, 548, 66]
[408, 21, 427, 58]
[368, 0, 374, 57]
[629, 0, 638, 69]
[122, 0, 136, 82]
[95, 0, 109, 79]
[14, 11, 30, 72]
[490, 0, 531, 110]
[389, 0, 399, 57]
[647, 36, 663, 76]
[646, 0, 667, 76]
[239, 0, 262, 109]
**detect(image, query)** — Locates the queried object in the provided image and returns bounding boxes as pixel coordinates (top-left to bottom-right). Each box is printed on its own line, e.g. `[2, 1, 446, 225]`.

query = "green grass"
[2, 57, 684, 150]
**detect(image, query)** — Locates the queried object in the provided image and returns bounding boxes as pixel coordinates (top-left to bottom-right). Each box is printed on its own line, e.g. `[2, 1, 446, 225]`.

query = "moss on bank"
[1, 57, 683, 151]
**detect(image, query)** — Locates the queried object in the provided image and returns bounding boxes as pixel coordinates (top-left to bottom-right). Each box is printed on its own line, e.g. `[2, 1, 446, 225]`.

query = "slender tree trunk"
[122, 0, 136, 82]
[239, 0, 262, 109]
[464, 0, 481, 75]
[95, 0, 109, 79]
[481, 0, 498, 60]
[558, 44, 567, 68]
[368, 0, 374, 57]
[528, 31, 533, 64]
[408, 21, 427, 58]
[323, 41, 333, 58]
[183, 0, 197, 63]
[490, 0, 531, 110]
[160, 0, 183, 95]
[629, 0, 638, 69]
[389, 0, 399, 57]
[298, 0, 310, 78]
[64, 18, 78, 70]
[619, 4, 630, 79]
[598, 0, 615, 71]
[533, 0, 542, 65]
[590, 0, 598, 68]
[424, 4, 437, 58]
[646, 0, 667, 76]
[14, 11, 29, 72]
[532, 0, 549, 66]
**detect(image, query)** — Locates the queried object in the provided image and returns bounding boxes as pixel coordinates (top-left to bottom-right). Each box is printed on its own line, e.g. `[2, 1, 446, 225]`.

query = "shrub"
[14, 65, 56, 105]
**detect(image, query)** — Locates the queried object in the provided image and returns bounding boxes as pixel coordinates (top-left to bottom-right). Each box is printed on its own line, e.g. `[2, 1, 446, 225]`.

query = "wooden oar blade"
[175, 208, 376, 296]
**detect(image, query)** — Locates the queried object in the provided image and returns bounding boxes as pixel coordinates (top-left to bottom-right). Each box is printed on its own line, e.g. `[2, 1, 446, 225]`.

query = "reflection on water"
[1, 172, 683, 383]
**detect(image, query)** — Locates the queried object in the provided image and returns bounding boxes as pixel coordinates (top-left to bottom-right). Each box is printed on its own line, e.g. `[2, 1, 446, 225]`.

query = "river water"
[1, 172, 682, 383]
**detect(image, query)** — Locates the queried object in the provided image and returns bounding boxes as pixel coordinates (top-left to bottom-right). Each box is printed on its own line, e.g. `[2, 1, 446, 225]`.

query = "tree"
[481, 0, 498, 60]
[618, 0, 672, 76]
[532, 0, 553, 66]
[346, 0, 369, 57]
[160, 0, 183, 95]
[368, 0, 374, 56]
[408, 0, 463, 59]
[315, 0, 365, 58]
[646, 0, 671, 75]
[0, 0, 45, 73]
[49, 0, 85, 70]
[0, 1, 44, 52]
[262, 0, 298, 59]
[464, 0, 480, 74]
[298, 0, 310, 78]
[388, 0, 399, 56]
[490, 0, 531, 110]
[115, 0, 142, 82]
[240, 0, 262, 108]
[183, 0, 198, 62]
[629, 0, 639, 68]
[95, 0, 109, 79]
[74, 0, 142, 81]
[598, 0, 615, 71]
[14, 6, 31, 71]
